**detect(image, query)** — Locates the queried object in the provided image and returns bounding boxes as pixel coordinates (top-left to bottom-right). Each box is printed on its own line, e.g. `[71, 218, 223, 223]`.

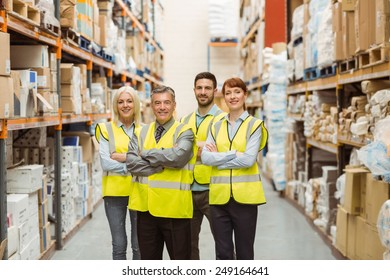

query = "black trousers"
[210, 198, 258, 260]
[137, 211, 191, 260]
[190, 190, 214, 260]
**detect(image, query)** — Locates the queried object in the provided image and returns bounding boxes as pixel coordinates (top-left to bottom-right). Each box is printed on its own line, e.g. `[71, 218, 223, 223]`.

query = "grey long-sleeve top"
[201, 111, 262, 169]
[126, 117, 195, 177]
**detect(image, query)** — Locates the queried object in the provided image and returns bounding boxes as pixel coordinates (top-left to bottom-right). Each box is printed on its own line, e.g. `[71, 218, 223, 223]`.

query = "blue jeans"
[104, 196, 140, 260]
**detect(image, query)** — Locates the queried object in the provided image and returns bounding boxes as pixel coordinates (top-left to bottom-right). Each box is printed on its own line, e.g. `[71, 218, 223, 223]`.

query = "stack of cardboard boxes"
[336, 167, 389, 259]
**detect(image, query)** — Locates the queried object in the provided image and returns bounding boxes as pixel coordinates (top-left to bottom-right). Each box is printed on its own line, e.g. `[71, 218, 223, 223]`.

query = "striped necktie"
[155, 125, 164, 143]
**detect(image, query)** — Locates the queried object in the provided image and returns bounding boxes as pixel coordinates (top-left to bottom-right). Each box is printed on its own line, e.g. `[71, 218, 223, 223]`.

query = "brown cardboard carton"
[347, 214, 357, 259]
[343, 167, 369, 214]
[0, 76, 14, 118]
[342, 0, 356, 11]
[365, 173, 390, 226]
[365, 223, 386, 259]
[342, 11, 356, 58]
[355, 216, 367, 259]
[0, 32, 11, 76]
[336, 205, 348, 256]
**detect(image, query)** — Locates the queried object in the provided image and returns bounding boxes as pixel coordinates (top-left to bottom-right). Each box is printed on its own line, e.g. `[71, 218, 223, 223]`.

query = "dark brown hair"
[221, 77, 248, 95]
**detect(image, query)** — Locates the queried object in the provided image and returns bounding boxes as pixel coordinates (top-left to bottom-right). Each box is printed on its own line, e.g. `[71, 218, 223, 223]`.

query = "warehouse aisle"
[50, 177, 336, 260]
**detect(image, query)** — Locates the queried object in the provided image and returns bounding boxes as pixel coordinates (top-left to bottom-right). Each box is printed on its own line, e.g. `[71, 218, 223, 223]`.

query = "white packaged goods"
[208, 0, 239, 39]
[291, 5, 305, 41]
[7, 165, 44, 194]
[377, 200, 390, 249]
[7, 194, 29, 227]
[10, 45, 49, 68]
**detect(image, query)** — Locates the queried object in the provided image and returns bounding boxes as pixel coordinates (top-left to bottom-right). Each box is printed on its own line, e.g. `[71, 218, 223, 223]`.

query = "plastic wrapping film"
[291, 4, 305, 41]
[317, 2, 334, 68]
[208, 0, 239, 39]
[377, 200, 390, 249]
[357, 141, 390, 183]
[36, 0, 61, 28]
[334, 173, 345, 205]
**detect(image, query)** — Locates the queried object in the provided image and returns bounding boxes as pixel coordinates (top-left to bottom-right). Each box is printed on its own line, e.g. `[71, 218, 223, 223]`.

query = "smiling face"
[194, 78, 216, 108]
[151, 92, 176, 125]
[117, 92, 134, 123]
[223, 85, 247, 114]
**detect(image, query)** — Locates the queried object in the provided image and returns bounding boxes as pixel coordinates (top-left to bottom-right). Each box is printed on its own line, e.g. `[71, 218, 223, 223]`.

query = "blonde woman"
[95, 86, 141, 260]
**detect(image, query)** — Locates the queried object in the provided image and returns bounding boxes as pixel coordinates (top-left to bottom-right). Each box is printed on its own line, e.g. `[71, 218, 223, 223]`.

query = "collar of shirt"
[196, 104, 220, 118]
[116, 121, 134, 136]
[224, 110, 249, 124]
[155, 117, 175, 132]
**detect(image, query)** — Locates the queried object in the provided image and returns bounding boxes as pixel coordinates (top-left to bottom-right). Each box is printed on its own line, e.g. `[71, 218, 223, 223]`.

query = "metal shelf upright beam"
[54, 0, 63, 250]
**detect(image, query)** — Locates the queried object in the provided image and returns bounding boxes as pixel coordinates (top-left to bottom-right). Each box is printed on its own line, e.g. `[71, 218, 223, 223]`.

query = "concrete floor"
[51, 178, 336, 260]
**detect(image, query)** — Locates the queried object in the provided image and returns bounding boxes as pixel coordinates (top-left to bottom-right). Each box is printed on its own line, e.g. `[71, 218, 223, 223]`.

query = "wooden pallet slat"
[338, 57, 359, 74]
[303, 67, 320, 81]
[61, 27, 80, 47]
[358, 43, 390, 69]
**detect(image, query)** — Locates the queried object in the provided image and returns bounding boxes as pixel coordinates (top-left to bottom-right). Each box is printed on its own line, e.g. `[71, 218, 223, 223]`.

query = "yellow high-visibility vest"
[129, 121, 194, 218]
[95, 122, 135, 197]
[181, 110, 226, 185]
[209, 116, 268, 205]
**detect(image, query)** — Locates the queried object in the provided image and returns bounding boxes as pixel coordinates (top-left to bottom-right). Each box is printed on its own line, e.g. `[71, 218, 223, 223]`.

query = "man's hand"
[110, 152, 126, 163]
[205, 143, 217, 152]
[196, 141, 206, 160]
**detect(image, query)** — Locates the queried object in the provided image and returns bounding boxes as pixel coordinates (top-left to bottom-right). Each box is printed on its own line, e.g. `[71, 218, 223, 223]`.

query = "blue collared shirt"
[99, 121, 134, 175]
[201, 111, 262, 169]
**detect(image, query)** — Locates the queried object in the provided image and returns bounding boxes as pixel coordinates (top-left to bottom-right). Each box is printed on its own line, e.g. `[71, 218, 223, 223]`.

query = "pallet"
[144, 67, 151, 75]
[8, 0, 40, 26]
[319, 64, 337, 78]
[40, 11, 60, 37]
[92, 45, 103, 58]
[79, 35, 91, 52]
[358, 44, 390, 68]
[103, 50, 114, 62]
[338, 57, 359, 74]
[61, 27, 80, 47]
[303, 67, 320, 81]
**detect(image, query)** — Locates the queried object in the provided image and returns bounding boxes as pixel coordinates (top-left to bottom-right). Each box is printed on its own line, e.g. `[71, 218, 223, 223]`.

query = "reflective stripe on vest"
[129, 121, 193, 218]
[209, 116, 267, 205]
[181, 110, 226, 185]
[95, 122, 134, 197]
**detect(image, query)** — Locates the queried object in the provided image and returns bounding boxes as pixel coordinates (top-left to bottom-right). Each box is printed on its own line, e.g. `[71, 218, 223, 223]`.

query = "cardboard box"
[62, 131, 94, 163]
[355, 216, 367, 259]
[6, 193, 29, 227]
[0, 32, 11, 76]
[336, 204, 348, 256]
[365, 223, 386, 259]
[342, 0, 356, 11]
[7, 226, 18, 258]
[10, 45, 49, 68]
[0, 76, 14, 118]
[342, 11, 356, 58]
[365, 174, 390, 226]
[355, 0, 376, 53]
[7, 165, 44, 194]
[60, 0, 77, 28]
[347, 214, 357, 259]
[376, 11, 390, 44]
[99, 15, 108, 48]
[343, 167, 369, 214]
[31, 67, 51, 89]
[60, 63, 74, 84]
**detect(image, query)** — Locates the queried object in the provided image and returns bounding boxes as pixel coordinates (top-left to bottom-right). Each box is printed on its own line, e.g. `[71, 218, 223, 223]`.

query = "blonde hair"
[112, 86, 141, 126]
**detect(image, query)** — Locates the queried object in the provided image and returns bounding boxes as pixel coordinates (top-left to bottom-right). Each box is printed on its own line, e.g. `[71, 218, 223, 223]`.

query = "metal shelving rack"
[0, 0, 163, 259]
